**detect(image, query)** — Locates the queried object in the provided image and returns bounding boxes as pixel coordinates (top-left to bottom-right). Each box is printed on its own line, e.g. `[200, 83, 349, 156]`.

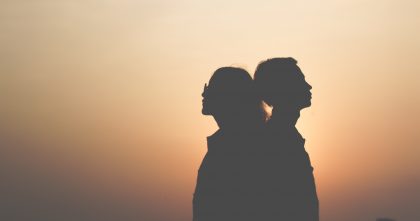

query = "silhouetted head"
[202, 67, 266, 128]
[254, 57, 312, 111]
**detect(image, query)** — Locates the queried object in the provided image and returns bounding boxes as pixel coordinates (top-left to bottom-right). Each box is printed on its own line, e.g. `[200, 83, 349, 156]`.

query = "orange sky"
[1, 1, 420, 221]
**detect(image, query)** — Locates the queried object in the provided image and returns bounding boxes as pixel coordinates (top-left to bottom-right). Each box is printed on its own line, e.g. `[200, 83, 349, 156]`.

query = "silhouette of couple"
[193, 58, 318, 221]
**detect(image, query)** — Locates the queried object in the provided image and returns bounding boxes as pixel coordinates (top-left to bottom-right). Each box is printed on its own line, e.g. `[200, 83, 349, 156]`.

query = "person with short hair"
[254, 57, 319, 221]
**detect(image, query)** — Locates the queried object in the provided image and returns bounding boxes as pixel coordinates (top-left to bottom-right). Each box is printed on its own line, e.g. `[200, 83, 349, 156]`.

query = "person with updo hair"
[193, 67, 266, 221]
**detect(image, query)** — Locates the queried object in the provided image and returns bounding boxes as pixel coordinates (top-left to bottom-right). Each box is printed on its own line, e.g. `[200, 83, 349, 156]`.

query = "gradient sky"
[1, 1, 420, 221]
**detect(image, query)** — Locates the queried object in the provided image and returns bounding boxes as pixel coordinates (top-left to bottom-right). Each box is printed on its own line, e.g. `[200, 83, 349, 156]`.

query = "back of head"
[209, 67, 254, 98]
[204, 67, 266, 126]
[254, 57, 302, 107]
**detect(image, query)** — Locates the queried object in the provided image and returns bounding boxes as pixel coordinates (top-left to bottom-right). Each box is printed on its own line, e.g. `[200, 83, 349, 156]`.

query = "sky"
[1, 0, 420, 221]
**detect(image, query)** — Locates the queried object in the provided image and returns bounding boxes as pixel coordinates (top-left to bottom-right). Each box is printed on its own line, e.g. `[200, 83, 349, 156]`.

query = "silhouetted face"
[274, 66, 312, 110]
[201, 83, 213, 115]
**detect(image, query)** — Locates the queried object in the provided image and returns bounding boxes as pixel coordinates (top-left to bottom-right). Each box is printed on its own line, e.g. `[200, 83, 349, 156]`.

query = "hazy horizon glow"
[1, 1, 419, 221]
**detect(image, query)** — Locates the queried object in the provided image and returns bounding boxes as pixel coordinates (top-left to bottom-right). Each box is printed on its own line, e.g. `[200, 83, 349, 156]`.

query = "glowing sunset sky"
[1, 1, 419, 221]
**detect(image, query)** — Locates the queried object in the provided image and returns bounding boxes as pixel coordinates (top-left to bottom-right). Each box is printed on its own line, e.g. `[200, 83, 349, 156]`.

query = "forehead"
[280, 66, 306, 82]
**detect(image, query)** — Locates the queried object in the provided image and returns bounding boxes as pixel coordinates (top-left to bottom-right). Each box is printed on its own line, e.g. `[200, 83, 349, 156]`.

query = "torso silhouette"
[260, 112, 319, 221]
[193, 127, 263, 221]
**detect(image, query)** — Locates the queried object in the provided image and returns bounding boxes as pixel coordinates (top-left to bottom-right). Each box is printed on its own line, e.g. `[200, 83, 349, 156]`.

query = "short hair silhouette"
[254, 57, 312, 109]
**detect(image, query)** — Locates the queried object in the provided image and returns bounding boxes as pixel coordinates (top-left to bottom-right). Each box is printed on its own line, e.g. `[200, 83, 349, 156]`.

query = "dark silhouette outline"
[193, 67, 266, 221]
[254, 57, 319, 221]
[193, 59, 319, 221]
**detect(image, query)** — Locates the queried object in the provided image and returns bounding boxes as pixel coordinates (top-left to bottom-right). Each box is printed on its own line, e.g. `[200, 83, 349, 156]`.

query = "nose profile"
[307, 82, 312, 90]
[202, 83, 207, 97]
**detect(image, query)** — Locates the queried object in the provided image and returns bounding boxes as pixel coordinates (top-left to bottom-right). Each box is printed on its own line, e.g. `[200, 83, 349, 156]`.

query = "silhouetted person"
[193, 67, 266, 221]
[254, 57, 319, 221]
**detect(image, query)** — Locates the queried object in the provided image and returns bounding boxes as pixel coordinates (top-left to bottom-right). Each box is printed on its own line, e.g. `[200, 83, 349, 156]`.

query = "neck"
[270, 107, 300, 126]
[213, 114, 254, 133]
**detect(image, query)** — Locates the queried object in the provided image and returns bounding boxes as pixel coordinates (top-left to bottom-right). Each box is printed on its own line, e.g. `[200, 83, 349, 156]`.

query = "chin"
[299, 101, 311, 110]
[202, 107, 211, 115]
